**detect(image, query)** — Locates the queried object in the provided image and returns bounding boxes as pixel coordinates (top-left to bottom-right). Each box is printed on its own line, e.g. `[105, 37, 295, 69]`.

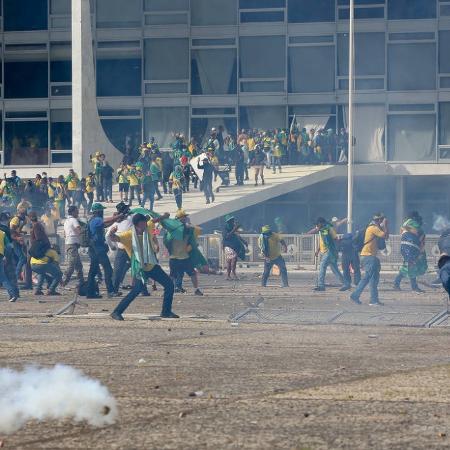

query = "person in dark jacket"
[235, 146, 245, 186]
[102, 161, 114, 203]
[251, 145, 266, 187]
[197, 156, 216, 204]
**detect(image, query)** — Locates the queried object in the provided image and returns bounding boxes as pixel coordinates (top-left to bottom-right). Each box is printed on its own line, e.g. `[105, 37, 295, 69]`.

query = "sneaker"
[110, 311, 124, 321]
[194, 289, 204, 296]
[393, 285, 401, 291]
[152, 284, 157, 291]
[174, 287, 186, 294]
[313, 286, 325, 292]
[206, 200, 210, 204]
[9, 296, 18, 303]
[369, 300, 384, 306]
[87, 294, 103, 299]
[350, 294, 362, 305]
[107, 292, 122, 298]
[412, 287, 425, 294]
[34, 290, 44, 296]
[339, 285, 351, 292]
[46, 291, 61, 296]
[160, 312, 180, 319]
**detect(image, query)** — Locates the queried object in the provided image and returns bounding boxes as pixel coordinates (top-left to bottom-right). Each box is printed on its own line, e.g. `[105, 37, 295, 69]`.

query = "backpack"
[29, 240, 51, 259]
[79, 220, 92, 248]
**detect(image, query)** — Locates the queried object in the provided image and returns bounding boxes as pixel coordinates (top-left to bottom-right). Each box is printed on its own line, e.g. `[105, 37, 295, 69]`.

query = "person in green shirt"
[150, 157, 163, 200]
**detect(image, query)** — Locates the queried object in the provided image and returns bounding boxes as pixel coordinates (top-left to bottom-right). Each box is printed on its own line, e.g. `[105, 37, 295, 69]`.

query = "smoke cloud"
[0, 365, 118, 434]
[433, 214, 450, 233]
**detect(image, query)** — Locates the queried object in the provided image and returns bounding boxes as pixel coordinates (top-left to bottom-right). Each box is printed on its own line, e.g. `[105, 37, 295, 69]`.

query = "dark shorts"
[169, 258, 195, 278]
[119, 183, 129, 193]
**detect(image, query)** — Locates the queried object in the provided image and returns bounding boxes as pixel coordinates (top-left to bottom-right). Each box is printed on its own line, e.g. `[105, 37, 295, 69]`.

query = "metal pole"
[347, 0, 355, 233]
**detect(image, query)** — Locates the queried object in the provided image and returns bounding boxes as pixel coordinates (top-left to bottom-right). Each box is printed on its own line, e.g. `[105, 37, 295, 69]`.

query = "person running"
[162, 209, 203, 295]
[259, 225, 289, 288]
[394, 211, 427, 293]
[108, 213, 178, 321]
[310, 217, 346, 292]
[350, 213, 389, 306]
[222, 215, 247, 280]
[62, 205, 84, 288]
[86, 203, 121, 299]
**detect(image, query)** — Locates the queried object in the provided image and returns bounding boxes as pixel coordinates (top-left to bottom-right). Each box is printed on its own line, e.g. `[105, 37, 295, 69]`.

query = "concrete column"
[395, 176, 406, 232]
[72, 0, 123, 176]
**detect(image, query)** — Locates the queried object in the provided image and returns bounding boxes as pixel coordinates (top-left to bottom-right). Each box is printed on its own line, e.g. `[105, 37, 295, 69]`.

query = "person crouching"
[30, 245, 63, 296]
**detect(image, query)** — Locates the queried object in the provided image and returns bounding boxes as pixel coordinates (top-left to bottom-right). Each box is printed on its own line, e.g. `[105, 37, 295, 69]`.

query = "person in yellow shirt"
[350, 213, 389, 306]
[85, 172, 96, 212]
[108, 213, 178, 321]
[258, 225, 289, 288]
[127, 166, 142, 206]
[65, 169, 80, 206]
[30, 246, 63, 296]
[312, 217, 345, 292]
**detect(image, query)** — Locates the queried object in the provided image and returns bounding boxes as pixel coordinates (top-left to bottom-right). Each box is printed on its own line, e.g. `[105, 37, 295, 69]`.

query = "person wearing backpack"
[62, 205, 84, 288]
[339, 232, 362, 289]
[310, 217, 346, 292]
[350, 213, 389, 306]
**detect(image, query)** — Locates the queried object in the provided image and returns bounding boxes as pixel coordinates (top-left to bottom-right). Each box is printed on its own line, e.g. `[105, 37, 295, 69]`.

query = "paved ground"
[1, 272, 450, 449]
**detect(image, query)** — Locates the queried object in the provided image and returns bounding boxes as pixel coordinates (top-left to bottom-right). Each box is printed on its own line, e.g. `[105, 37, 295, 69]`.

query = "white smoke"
[433, 214, 450, 232]
[0, 364, 118, 434]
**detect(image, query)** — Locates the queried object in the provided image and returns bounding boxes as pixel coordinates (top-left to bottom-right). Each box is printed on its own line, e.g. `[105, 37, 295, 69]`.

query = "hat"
[261, 225, 271, 233]
[331, 217, 339, 223]
[116, 202, 130, 215]
[225, 214, 235, 222]
[175, 209, 188, 219]
[91, 203, 106, 212]
[373, 212, 384, 221]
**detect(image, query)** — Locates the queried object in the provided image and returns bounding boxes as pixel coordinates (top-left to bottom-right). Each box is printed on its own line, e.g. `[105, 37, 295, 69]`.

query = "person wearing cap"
[222, 215, 247, 280]
[86, 203, 122, 299]
[350, 213, 389, 306]
[311, 217, 346, 292]
[108, 213, 178, 320]
[162, 209, 203, 295]
[258, 225, 288, 287]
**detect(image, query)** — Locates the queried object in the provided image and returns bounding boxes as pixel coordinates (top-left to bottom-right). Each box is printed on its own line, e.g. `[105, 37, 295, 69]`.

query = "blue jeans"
[352, 256, 381, 303]
[0, 255, 18, 298]
[141, 185, 155, 210]
[87, 247, 114, 295]
[318, 251, 344, 289]
[112, 265, 174, 316]
[13, 242, 27, 279]
[31, 262, 62, 292]
[262, 256, 288, 287]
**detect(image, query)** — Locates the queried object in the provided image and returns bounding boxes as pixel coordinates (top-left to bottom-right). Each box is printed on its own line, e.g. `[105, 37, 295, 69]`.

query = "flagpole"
[347, 0, 355, 233]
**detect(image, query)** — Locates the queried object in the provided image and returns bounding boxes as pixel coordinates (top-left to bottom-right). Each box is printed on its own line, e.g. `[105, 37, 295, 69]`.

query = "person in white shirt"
[62, 205, 84, 287]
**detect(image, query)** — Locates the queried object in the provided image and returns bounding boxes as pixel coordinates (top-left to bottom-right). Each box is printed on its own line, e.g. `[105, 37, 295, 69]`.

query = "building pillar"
[72, 0, 123, 176]
[395, 176, 406, 232]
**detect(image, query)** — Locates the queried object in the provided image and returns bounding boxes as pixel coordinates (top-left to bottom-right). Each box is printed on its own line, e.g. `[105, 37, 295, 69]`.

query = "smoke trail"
[433, 214, 450, 233]
[0, 365, 118, 434]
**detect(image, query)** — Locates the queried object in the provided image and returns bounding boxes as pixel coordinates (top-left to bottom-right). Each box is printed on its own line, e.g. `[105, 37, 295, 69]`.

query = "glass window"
[144, 39, 189, 81]
[97, 59, 142, 97]
[241, 11, 285, 22]
[240, 0, 285, 7]
[288, 46, 335, 93]
[241, 80, 285, 92]
[5, 121, 49, 166]
[388, 114, 436, 161]
[52, 153, 72, 164]
[239, 106, 286, 130]
[439, 31, 450, 74]
[51, 43, 72, 82]
[191, 0, 237, 25]
[388, 0, 436, 20]
[101, 119, 142, 154]
[50, 0, 71, 14]
[96, 0, 142, 28]
[144, 107, 189, 148]
[288, 0, 335, 23]
[439, 103, 450, 145]
[191, 118, 237, 147]
[4, 0, 48, 31]
[338, 32, 385, 76]
[240, 36, 286, 79]
[145, 13, 188, 25]
[51, 109, 71, 150]
[339, 7, 384, 19]
[145, 0, 188, 11]
[192, 49, 237, 95]
[5, 62, 48, 99]
[388, 43, 436, 91]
